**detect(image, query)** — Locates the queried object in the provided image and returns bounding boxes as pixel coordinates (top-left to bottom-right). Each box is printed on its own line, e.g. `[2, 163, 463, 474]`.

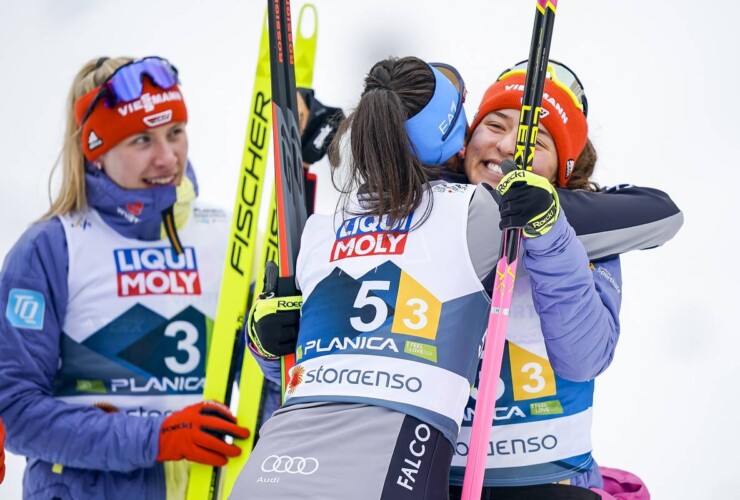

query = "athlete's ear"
[457, 146, 466, 160]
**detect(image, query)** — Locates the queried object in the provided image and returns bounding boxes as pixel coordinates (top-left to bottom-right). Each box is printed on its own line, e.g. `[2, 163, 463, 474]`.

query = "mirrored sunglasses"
[80, 56, 180, 125]
[499, 59, 588, 116]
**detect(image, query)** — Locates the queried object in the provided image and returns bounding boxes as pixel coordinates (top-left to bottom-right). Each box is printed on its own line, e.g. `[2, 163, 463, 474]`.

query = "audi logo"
[261, 455, 320, 475]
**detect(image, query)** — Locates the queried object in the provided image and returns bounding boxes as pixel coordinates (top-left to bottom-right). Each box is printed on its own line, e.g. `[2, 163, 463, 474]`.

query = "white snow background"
[0, 1, 736, 498]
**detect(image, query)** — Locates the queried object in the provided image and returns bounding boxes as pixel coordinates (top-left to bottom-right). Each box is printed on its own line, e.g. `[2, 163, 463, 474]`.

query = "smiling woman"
[466, 108, 560, 183]
[444, 59, 678, 500]
[463, 60, 589, 190]
[93, 121, 189, 190]
[0, 56, 251, 499]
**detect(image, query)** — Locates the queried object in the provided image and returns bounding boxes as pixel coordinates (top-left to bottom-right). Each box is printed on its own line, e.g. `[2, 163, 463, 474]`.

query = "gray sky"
[0, 1, 736, 498]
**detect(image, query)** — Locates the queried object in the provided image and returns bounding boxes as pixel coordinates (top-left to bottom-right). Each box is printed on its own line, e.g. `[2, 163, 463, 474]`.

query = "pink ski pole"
[461, 1, 559, 498]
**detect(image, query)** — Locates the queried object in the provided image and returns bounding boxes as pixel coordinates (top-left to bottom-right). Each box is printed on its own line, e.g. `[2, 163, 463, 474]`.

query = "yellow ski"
[186, 9, 274, 500]
[185, 4, 319, 499]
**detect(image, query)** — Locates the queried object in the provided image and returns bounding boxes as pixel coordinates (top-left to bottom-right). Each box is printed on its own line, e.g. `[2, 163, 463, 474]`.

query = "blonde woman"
[0, 56, 248, 499]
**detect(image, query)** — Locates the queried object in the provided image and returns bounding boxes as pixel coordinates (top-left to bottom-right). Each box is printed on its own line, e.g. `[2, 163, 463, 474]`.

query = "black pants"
[380, 415, 454, 499]
[449, 483, 601, 500]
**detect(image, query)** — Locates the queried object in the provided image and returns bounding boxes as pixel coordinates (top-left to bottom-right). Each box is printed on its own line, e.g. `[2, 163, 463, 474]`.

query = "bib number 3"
[164, 320, 201, 374]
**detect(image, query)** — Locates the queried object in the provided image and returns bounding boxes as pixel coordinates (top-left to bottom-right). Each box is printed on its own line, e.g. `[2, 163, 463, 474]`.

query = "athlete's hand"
[247, 261, 302, 359]
[496, 159, 560, 238]
[157, 401, 249, 467]
[297, 87, 345, 165]
[0, 417, 6, 484]
[248, 294, 302, 359]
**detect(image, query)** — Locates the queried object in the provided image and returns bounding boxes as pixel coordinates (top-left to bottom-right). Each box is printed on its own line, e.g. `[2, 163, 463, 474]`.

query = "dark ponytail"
[329, 56, 436, 224]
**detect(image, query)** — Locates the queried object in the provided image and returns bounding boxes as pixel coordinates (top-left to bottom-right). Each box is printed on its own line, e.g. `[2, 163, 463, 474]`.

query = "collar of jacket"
[84, 161, 199, 241]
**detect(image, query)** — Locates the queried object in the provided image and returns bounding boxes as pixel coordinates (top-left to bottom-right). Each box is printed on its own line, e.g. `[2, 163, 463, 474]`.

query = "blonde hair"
[41, 56, 133, 220]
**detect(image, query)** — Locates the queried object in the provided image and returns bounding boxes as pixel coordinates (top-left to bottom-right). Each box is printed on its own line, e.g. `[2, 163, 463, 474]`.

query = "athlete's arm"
[522, 215, 622, 381]
[0, 220, 161, 471]
[558, 184, 683, 260]
[247, 344, 283, 385]
[465, 183, 682, 282]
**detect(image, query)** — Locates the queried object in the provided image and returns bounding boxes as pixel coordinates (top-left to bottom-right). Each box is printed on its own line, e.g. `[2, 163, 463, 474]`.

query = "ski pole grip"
[261, 261, 300, 298]
[262, 261, 279, 298]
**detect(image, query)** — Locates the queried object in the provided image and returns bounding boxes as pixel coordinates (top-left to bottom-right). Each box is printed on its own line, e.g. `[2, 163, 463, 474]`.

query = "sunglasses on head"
[80, 56, 180, 125]
[499, 59, 588, 117]
[430, 62, 466, 140]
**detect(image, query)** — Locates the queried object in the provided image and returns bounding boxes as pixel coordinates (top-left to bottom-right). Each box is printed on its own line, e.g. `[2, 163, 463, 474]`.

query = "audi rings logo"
[261, 455, 320, 475]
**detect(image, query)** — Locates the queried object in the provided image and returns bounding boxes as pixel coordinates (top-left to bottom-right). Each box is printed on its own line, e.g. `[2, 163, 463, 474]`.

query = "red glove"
[157, 401, 249, 467]
[0, 417, 6, 484]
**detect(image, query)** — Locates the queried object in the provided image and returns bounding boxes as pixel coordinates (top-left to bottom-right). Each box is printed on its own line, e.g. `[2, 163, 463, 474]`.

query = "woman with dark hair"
[239, 55, 680, 499]
[234, 55, 497, 500]
[446, 61, 668, 499]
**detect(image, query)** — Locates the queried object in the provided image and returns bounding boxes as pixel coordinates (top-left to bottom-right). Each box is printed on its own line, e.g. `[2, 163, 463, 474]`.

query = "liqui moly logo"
[330, 213, 413, 262]
[115, 247, 201, 296]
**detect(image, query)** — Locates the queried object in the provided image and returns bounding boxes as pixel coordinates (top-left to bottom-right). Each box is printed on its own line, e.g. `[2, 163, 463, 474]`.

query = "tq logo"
[261, 455, 320, 475]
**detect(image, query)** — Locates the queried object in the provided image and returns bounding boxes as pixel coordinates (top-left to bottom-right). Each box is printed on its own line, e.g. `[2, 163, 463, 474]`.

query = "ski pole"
[460, 1, 559, 498]
[266, 0, 308, 401]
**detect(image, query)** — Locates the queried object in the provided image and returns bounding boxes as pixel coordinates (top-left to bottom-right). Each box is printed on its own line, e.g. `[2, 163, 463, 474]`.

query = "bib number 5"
[350, 281, 390, 332]
[349, 280, 435, 336]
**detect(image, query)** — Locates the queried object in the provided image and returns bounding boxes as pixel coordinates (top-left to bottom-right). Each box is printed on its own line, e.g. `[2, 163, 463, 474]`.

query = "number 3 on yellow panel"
[508, 342, 556, 401]
[391, 271, 441, 340]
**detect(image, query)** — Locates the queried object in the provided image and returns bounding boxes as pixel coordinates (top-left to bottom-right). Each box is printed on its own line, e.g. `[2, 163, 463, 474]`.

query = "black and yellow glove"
[496, 159, 560, 238]
[247, 261, 302, 359]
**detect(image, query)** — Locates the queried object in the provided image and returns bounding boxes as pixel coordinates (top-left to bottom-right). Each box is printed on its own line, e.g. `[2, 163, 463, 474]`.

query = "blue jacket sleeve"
[522, 212, 622, 382]
[558, 184, 683, 260]
[247, 342, 283, 385]
[0, 219, 162, 471]
[470, 183, 682, 286]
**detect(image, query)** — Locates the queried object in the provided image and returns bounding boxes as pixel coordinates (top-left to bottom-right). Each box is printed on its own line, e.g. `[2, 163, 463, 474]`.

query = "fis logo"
[71, 215, 92, 230]
[331, 213, 413, 261]
[115, 247, 201, 297]
[432, 183, 467, 194]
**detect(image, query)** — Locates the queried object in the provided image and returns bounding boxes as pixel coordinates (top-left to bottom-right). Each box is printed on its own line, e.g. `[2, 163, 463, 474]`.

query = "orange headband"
[470, 74, 587, 187]
[74, 79, 188, 162]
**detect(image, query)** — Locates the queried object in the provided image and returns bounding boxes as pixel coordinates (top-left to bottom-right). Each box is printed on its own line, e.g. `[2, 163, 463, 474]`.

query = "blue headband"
[404, 66, 467, 165]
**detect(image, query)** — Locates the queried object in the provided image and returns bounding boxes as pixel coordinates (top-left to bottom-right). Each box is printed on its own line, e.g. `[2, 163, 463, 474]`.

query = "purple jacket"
[253, 183, 682, 386]
[0, 165, 204, 499]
